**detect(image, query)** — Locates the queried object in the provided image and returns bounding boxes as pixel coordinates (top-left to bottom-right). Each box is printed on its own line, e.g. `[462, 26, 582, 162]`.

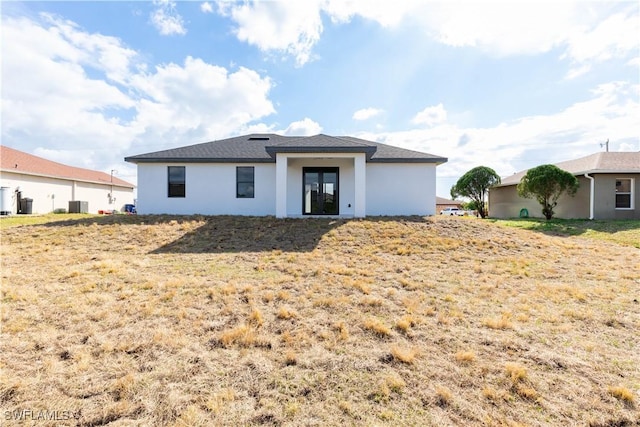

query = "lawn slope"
[1, 216, 638, 426]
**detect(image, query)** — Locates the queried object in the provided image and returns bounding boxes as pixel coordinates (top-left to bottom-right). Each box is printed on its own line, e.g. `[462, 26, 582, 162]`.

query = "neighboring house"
[436, 196, 463, 214]
[489, 152, 640, 220]
[125, 134, 447, 217]
[0, 146, 135, 215]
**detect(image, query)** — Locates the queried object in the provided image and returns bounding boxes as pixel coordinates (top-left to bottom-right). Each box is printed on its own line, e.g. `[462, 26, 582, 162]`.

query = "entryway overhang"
[274, 152, 367, 219]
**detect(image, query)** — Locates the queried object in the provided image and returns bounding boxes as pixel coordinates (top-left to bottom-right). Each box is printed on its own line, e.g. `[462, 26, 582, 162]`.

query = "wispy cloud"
[217, 2, 638, 75]
[200, 2, 213, 14]
[150, 0, 186, 36]
[358, 82, 640, 196]
[412, 104, 447, 127]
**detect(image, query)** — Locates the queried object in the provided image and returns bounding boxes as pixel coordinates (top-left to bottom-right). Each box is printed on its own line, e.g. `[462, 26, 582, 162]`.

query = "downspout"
[584, 173, 594, 220]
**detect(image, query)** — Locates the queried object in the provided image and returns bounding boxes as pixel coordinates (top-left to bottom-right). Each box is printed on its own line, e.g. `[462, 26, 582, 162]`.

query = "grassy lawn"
[0, 213, 101, 230]
[491, 218, 640, 249]
[1, 215, 638, 426]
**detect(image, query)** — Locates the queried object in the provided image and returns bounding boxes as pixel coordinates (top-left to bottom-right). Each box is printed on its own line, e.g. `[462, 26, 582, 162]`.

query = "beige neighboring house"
[436, 196, 463, 214]
[0, 146, 135, 215]
[489, 152, 640, 220]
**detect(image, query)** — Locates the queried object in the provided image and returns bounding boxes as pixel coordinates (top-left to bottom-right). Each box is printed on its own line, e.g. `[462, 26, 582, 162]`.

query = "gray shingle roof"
[125, 134, 284, 163]
[497, 152, 640, 187]
[338, 136, 445, 163]
[125, 134, 447, 164]
[265, 134, 378, 159]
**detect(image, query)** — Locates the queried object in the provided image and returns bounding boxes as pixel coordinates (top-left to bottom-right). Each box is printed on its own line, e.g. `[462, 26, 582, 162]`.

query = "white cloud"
[352, 107, 384, 121]
[281, 118, 322, 136]
[412, 104, 447, 127]
[130, 57, 275, 141]
[150, 0, 187, 36]
[563, 9, 639, 63]
[1, 13, 275, 177]
[201, 2, 214, 14]
[217, 1, 638, 74]
[1, 14, 138, 157]
[218, 0, 324, 66]
[241, 118, 322, 136]
[414, 2, 639, 77]
[357, 82, 640, 197]
[323, 0, 414, 27]
[565, 64, 591, 80]
[562, 8, 640, 77]
[418, 2, 574, 55]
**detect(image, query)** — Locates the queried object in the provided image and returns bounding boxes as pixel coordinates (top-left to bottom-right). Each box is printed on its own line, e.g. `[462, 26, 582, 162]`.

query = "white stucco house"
[0, 145, 135, 215]
[125, 134, 447, 218]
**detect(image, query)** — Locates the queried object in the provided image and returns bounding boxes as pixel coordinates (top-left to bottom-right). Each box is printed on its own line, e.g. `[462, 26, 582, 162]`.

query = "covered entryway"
[274, 153, 366, 218]
[268, 135, 375, 218]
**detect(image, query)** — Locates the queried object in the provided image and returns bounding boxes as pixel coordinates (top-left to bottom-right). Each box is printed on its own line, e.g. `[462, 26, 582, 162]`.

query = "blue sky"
[2, 0, 639, 198]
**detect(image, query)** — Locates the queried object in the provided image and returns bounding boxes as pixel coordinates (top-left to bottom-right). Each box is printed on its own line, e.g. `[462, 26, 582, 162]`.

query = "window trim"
[167, 166, 186, 198]
[615, 177, 634, 210]
[236, 166, 255, 199]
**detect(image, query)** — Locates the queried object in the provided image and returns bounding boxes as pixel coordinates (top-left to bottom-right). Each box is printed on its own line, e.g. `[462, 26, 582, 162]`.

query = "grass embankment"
[0, 214, 99, 230]
[493, 218, 640, 249]
[1, 215, 638, 426]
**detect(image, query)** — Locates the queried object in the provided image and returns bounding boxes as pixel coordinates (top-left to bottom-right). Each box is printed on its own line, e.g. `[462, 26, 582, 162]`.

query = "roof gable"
[125, 134, 447, 164]
[265, 134, 377, 159]
[1, 145, 134, 188]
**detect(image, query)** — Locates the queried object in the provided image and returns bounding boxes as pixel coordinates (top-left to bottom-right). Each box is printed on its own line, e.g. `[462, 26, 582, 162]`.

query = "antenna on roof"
[599, 139, 609, 152]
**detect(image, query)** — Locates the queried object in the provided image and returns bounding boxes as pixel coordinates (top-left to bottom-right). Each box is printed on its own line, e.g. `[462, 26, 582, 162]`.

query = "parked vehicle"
[440, 207, 464, 216]
[123, 204, 137, 214]
[440, 207, 468, 216]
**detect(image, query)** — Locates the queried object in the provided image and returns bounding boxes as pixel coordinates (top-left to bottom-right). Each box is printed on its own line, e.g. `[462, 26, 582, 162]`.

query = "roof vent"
[248, 136, 270, 141]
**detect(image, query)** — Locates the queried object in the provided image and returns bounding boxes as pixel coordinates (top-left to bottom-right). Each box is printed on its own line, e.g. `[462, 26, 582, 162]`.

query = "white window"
[615, 178, 634, 209]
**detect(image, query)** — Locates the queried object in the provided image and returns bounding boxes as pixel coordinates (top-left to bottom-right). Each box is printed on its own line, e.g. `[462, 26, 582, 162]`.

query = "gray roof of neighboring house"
[496, 152, 640, 187]
[125, 134, 447, 164]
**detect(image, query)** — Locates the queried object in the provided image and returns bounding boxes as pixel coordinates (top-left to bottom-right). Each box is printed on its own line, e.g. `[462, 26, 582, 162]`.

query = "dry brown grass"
[455, 350, 476, 364]
[608, 386, 635, 403]
[390, 345, 418, 364]
[1, 214, 638, 426]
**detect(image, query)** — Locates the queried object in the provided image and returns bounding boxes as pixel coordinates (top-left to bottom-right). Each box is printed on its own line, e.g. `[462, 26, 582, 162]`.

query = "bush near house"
[517, 164, 580, 220]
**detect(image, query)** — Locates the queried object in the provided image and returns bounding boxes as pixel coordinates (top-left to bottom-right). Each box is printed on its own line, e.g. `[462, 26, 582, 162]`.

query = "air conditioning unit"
[68, 201, 88, 213]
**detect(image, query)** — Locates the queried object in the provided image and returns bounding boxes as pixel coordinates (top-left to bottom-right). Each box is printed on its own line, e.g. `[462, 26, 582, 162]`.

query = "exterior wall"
[136, 163, 276, 215]
[489, 178, 589, 219]
[366, 163, 437, 216]
[488, 185, 539, 218]
[489, 174, 640, 219]
[593, 173, 640, 220]
[553, 175, 590, 219]
[135, 160, 440, 217]
[0, 171, 134, 214]
[285, 158, 356, 217]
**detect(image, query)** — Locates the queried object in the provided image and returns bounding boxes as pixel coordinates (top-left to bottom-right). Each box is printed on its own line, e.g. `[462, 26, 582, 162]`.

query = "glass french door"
[303, 168, 339, 215]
